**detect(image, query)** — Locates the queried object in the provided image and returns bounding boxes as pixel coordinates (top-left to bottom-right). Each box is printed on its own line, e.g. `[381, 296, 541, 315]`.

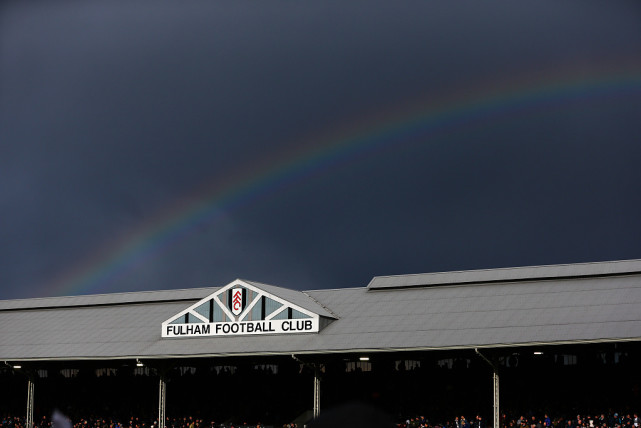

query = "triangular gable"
[242, 279, 337, 319]
[162, 279, 326, 338]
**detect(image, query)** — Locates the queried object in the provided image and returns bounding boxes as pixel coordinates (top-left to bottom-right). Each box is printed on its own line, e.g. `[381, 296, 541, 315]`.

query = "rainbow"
[38, 62, 641, 298]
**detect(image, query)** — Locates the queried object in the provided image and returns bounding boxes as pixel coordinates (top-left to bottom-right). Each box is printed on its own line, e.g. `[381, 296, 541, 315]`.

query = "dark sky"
[1, 1, 640, 300]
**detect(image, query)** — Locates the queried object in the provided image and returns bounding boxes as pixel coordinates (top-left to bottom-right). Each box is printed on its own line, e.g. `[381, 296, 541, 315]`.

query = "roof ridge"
[368, 259, 641, 290]
[303, 291, 339, 319]
[370, 258, 641, 281]
[0, 285, 219, 304]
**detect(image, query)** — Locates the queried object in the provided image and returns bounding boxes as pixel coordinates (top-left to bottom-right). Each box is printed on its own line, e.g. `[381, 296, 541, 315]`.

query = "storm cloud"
[1, 0, 640, 299]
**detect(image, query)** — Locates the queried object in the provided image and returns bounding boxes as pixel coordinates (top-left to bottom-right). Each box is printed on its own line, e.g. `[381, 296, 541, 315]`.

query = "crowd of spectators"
[0, 416, 268, 428]
[2, 411, 640, 428]
[397, 412, 641, 428]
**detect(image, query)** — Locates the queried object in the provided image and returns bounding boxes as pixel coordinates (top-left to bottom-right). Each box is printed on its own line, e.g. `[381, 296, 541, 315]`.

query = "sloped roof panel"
[304, 275, 641, 351]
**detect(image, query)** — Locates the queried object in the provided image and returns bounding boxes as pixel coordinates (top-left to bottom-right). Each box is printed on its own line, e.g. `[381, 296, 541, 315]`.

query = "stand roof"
[2, 259, 641, 362]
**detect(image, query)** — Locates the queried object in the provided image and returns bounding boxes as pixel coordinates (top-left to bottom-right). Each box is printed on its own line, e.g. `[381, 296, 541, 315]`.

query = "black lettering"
[222, 324, 230, 334]
[282, 320, 291, 331]
[268, 321, 275, 332]
[304, 320, 312, 330]
[231, 323, 239, 333]
[215, 324, 222, 334]
[202, 324, 211, 335]
[187, 325, 194, 335]
[255, 322, 263, 332]
[296, 320, 304, 330]
[166, 326, 173, 336]
[247, 323, 254, 333]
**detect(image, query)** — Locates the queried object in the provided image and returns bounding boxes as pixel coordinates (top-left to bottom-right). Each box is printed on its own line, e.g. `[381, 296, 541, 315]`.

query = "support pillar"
[26, 376, 34, 428]
[158, 374, 166, 428]
[475, 349, 499, 428]
[292, 355, 322, 420]
[493, 368, 499, 428]
[313, 369, 321, 419]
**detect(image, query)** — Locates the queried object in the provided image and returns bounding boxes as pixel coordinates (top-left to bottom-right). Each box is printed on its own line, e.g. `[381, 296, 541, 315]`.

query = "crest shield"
[231, 288, 243, 316]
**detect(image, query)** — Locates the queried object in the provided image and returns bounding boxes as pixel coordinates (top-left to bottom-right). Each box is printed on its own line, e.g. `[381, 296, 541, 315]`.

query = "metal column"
[158, 374, 166, 428]
[493, 368, 499, 428]
[26, 376, 34, 428]
[475, 349, 499, 428]
[291, 355, 322, 420]
[313, 369, 321, 419]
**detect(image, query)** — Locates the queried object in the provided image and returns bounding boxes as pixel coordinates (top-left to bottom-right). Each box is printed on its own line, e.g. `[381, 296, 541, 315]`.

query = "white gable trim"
[213, 293, 235, 320]
[238, 292, 263, 322]
[161, 279, 321, 338]
[190, 310, 209, 323]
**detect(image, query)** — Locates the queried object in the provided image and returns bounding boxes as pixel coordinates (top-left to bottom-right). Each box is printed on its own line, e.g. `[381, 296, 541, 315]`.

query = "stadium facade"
[2, 259, 641, 427]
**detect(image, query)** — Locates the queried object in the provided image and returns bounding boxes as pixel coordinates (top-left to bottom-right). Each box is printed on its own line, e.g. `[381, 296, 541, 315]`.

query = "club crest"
[231, 288, 243, 316]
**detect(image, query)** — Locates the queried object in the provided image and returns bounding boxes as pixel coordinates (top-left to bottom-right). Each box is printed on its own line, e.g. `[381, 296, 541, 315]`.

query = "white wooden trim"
[265, 304, 287, 321]
[213, 294, 235, 320]
[239, 293, 263, 322]
[161, 279, 322, 327]
[189, 310, 209, 323]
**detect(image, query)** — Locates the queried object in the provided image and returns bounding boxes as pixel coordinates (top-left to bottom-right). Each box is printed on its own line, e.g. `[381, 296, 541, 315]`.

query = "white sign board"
[163, 318, 319, 338]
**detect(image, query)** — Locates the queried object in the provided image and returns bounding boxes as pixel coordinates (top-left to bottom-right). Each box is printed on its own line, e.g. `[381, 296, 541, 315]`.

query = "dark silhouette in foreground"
[308, 402, 395, 428]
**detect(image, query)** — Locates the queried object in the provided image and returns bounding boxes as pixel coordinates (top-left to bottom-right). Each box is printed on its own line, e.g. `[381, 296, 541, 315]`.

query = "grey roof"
[368, 259, 641, 289]
[2, 259, 641, 361]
